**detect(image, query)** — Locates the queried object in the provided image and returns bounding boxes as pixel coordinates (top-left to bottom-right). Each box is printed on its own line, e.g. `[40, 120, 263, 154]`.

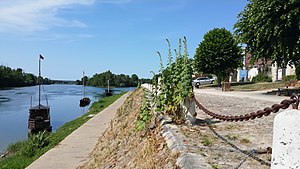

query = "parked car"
[192, 77, 214, 87]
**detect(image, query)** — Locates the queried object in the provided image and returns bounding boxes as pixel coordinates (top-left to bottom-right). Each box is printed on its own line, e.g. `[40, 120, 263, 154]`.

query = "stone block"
[271, 109, 300, 169]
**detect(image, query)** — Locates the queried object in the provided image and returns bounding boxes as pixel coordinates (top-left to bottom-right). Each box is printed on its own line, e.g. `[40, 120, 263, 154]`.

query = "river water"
[0, 84, 134, 153]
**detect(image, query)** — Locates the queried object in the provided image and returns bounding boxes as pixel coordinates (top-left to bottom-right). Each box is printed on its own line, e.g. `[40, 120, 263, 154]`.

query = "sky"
[0, 0, 248, 80]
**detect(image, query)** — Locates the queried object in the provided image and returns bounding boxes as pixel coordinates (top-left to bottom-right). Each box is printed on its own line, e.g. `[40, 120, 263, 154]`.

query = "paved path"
[194, 88, 289, 103]
[26, 92, 130, 169]
[142, 82, 289, 103]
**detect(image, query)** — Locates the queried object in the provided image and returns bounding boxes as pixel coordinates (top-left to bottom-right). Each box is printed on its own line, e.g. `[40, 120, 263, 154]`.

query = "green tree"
[87, 70, 139, 87]
[131, 74, 139, 86]
[194, 28, 242, 86]
[0, 66, 44, 87]
[234, 0, 300, 68]
[81, 76, 88, 86]
[24, 73, 37, 86]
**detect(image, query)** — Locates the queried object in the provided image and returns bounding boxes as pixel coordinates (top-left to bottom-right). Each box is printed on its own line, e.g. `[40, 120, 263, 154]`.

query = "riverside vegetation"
[0, 65, 53, 88]
[78, 70, 151, 88]
[79, 88, 178, 168]
[0, 92, 126, 169]
[78, 37, 194, 168]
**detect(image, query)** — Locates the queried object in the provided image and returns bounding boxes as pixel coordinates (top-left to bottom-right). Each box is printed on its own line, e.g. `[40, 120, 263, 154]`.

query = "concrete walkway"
[26, 92, 130, 169]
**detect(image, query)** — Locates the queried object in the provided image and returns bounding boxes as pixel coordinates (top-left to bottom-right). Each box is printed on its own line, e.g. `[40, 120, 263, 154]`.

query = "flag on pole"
[39, 54, 44, 60]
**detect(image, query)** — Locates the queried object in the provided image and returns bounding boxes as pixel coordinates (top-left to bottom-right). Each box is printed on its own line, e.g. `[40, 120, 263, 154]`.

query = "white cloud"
[0, 0, 95, 33]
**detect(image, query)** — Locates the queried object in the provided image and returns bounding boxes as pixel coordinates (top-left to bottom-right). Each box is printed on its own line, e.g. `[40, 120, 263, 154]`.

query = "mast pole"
[108, 80, 110, 92]
[83, 71, 85, 98]
[39, 56, 41, 107]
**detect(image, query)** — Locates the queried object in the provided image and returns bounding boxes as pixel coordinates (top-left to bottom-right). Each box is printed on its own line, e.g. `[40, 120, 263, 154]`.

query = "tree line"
[0, 65, 53, 88]
[192, 0, 299, 85]
[77, 70, 151, 87]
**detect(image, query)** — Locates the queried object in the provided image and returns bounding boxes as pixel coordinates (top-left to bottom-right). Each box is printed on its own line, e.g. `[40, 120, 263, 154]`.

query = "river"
[0, 84, 134, 153]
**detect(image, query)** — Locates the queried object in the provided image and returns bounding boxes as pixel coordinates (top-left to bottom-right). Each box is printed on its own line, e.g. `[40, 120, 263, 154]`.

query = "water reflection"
[0, 84, 134, 153]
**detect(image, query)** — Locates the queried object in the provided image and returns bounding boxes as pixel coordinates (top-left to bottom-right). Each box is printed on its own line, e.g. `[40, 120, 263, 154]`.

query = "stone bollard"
[183, 98, 196, 125]
[271, 109, 300, 169]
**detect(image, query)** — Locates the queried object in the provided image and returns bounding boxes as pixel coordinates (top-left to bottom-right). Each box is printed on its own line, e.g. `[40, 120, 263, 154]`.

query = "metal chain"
[185, 144, 239, 153]
[185, 144, 271, 155]
[208, 125, 271, 166]
[233, 149, 256, 169]
[194, 94, 300, 122]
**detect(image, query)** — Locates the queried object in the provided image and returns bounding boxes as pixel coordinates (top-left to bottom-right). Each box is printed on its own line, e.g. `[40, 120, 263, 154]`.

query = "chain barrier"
[234, 149, 256, 169]
[207, 125, 271, 166]
[193, 94, 300, 122]
[192, 93, 289, 167]
[185, 144, 268, 169]
[184, 144, 271, 154]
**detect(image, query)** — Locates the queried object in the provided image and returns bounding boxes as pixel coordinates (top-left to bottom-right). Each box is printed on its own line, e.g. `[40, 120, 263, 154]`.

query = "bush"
[283, 75, 297, 82]
[252, 73, 272, 82]
[21, 131, 50, 157]
[296, 64, 300, 80]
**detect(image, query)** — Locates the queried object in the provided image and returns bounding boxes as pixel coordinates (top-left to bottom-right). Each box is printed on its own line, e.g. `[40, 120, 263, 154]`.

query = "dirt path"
[26, 93, 130, 169]
[180, 88, 293, 168]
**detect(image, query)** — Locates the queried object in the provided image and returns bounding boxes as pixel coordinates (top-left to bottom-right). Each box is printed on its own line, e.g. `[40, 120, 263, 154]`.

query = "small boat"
[104, 89, 112, 96]
[80, 97, 91, 107]
[104, 80, 112, 96]
[28, 54, 52, 133]
[79, 71, 91, 107]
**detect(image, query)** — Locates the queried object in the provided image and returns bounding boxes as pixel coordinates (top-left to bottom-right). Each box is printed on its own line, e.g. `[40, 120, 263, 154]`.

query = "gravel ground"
[179, 88, 293, 169]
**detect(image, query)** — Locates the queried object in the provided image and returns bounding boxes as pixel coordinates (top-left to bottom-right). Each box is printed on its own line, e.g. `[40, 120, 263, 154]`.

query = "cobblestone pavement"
[179, 88, 292, 169]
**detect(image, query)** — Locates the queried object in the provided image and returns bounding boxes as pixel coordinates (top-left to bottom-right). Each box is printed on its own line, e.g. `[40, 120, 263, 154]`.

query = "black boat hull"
[28, 105, 52, 133]
[104, 89, 112, 96]
[80, 98, 91, 107]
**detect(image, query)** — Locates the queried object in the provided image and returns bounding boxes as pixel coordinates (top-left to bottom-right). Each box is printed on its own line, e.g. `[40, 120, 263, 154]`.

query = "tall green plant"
[136, 91, 151, 131]
[181, 37, 193, 99]
[154, 37, 193, 123]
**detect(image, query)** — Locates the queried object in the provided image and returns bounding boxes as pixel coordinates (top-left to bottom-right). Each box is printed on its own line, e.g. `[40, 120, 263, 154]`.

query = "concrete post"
[271, 109, 300, 169]
[183, 98, 196, 124]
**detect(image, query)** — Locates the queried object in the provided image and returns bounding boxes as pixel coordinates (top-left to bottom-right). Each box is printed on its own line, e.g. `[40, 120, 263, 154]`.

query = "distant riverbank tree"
[0, 65, 53, 88]
[86, 70, 142, 87]
[140, 78, 152, 84]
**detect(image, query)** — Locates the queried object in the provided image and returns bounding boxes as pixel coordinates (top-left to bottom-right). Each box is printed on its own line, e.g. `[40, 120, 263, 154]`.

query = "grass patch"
[225, 134, 238, 140]
[225, 124, 237, 130]
[199, 81, 255, 88]
[232, 82, 286, 91]
[201, 135, 213, 146]
[0, 92, 126, 169]
[211, 163, 221, 169]
[199, 81, 286, 91]
[240, 138, 251, 144]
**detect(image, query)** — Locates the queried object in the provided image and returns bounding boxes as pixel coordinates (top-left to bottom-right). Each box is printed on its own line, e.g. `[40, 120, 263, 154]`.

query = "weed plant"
[135, 90, 151, 131]
[153, 37, 193, 124]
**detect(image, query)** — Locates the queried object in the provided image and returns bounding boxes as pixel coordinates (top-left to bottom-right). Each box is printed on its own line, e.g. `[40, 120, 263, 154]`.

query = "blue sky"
[0, 0, 248, 80]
